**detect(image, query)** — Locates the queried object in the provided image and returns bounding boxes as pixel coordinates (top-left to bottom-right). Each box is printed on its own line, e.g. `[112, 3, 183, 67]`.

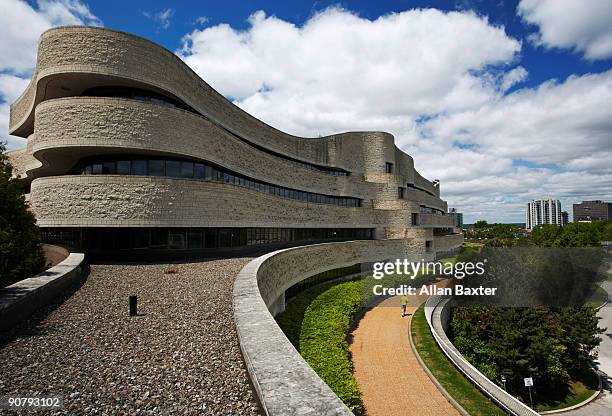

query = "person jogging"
[400, 295, 408, 317]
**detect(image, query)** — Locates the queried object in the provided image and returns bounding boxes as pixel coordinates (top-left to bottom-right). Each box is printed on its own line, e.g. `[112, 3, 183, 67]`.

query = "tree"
[0, 142, 45, 287]
[473, 220, 488, 229]
[450, 222, 606, 404]
[603, 221, 612, 241]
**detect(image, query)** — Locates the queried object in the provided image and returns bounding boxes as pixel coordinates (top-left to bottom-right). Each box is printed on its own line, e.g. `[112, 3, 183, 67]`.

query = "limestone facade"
[9, 26, 461, 252]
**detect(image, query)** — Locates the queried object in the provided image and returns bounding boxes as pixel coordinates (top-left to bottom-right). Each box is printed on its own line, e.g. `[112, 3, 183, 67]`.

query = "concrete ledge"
[234, 250, 353, 416]
[0, 252, 86, 332]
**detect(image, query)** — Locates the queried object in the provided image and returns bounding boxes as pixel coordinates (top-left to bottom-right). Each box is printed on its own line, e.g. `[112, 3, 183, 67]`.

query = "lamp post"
[501, 375, 507, 392]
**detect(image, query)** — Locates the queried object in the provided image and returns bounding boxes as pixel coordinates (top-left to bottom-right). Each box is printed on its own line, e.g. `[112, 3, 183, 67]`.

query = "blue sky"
[1, 0, 612, 223]
[68, 0, 612, 89]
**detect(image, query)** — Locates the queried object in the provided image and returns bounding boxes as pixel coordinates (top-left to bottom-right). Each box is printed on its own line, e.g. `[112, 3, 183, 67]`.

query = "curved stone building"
[8, 26, 461, 258]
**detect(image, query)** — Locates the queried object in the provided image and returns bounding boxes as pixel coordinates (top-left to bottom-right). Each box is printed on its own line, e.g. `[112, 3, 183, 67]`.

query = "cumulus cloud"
[0, 0, 101, 151]
[518, 0, 612, 60]
[144, 8, 174, 30]
[178, 7, 612, 222]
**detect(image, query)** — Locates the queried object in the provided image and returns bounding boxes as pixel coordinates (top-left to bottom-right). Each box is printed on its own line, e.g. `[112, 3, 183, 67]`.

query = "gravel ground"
[0, 259, 260, 415]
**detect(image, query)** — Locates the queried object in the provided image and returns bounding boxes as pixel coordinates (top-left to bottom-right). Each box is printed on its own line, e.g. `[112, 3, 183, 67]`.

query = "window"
[385, 162, 394, 174]
[187, 230, 203, 249]
[103, 162, 116, 174]
[132, 160, 147, 175]
[149, 160, 164, 176]
[133, 228, 149, 249]
[117, 161, 131, 175]
[411, 213, 419, 226]
[194, 163, 205, 179]
[166, 160, 181, 177]
[169, 229, 186, 249]
[425, 240, 433, 253]
[74, 156, 362, 208]
[150, 228, 167, 248]
[204, 166, 213, 180]
[92, 163, 103, 174]
[398, 187, 405, 199]
[204, 229, 218, 248]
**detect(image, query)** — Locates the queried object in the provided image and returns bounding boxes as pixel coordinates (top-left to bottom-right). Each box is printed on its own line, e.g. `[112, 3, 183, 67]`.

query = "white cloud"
[195, 16, 209, 26]
[518, 0, 612, 60]
[500, 66, 528, 91]
[144, 8, 174, 30]
[178, 7, 612, 223]
[0, 0, 101, 151]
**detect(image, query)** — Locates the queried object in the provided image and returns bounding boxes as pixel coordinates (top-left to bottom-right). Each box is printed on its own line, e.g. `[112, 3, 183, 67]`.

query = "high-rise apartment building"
[449, 208, 464, 228]
[573, 200, 612, 222]
[526, 198, 562, 230]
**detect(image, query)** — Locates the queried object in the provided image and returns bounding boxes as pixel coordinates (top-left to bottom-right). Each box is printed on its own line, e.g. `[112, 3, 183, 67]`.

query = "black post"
[129, 295, 137, 317]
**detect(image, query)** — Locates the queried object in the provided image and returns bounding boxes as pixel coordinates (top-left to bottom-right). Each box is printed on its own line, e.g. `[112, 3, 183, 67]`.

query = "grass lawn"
[586, 284, 609, 307]
[534, 368, 599, 412]
[411, 306, 506, 416]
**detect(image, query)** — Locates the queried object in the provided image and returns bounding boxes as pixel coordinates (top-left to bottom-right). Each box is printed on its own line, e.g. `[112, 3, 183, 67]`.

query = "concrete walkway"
[350, 283, 460, 416]
[562, 264, 612, 416]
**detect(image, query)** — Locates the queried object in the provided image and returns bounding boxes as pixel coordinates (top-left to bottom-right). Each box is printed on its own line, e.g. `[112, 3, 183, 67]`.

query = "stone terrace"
[0, 260, 259, 415]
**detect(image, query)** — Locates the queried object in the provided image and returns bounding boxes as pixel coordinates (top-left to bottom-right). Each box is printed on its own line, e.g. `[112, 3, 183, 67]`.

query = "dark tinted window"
[150, 229, 167, 248]
[132, 160, 147, 175]
[166, 160, 180, 177]
[194, 163, 205, 179]
[149, 160, 164, 176]
[168, 229, 185, 249]
[103, 162, 116, 174]
[117, 161, 131, 175]
[181, 162, 194, 178]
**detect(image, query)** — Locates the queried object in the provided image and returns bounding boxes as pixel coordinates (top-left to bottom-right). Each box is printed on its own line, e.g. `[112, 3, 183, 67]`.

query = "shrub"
[0, 142, 45, 287]
[277, 280, 365, 412]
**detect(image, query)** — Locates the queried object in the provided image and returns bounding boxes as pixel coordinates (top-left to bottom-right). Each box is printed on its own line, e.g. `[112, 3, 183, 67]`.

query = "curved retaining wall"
[425, 296, 539, 416]
[233, 239, 429, 415]
[0, 251, 86, 332]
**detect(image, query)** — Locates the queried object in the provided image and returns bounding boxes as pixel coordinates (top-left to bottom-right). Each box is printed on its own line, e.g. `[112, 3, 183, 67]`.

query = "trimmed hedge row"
[276, 279, 365, 413]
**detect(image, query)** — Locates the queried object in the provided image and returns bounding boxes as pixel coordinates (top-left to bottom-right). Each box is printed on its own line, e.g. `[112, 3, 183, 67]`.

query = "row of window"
[75, 156, 362, 207]
[420, 205, 445, 215]
[40, 227, 373, 251]
[81, 86, 350, 177]
[82, 86, 190, 111]
[408, 183, 436, 197]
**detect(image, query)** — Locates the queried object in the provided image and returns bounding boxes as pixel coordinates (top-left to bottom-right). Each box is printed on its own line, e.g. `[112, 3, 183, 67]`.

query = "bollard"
[129, 295, 137, 317]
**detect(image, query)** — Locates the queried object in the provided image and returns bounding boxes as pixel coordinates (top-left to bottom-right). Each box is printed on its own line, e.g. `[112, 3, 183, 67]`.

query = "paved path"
[350, 282, 460, 416]
[562, 261, 612, 416]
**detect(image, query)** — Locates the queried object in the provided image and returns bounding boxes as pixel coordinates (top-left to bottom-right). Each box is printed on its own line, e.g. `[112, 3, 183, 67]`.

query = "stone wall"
[6, 148, 36, 179]
[0, 251, 86, 332]
[29, 175, 420, 228]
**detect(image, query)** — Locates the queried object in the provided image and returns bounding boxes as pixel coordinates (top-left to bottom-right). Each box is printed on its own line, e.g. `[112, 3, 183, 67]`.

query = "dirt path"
[350, 283, 460, 416]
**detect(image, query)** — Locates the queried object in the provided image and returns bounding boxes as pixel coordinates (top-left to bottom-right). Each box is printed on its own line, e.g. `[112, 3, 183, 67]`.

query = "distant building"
[526, 198, 562, 230]
[573, 200, 612, 222]
[449, 208, 463, 228]
[561, 211, 569, 225]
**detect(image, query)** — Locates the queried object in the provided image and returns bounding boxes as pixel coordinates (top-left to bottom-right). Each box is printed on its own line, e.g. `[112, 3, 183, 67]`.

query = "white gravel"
[0, 259, 260, 415]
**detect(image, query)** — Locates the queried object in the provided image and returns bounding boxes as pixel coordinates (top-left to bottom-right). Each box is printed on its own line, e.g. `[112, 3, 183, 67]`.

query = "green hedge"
[276, 279, 365, 413]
